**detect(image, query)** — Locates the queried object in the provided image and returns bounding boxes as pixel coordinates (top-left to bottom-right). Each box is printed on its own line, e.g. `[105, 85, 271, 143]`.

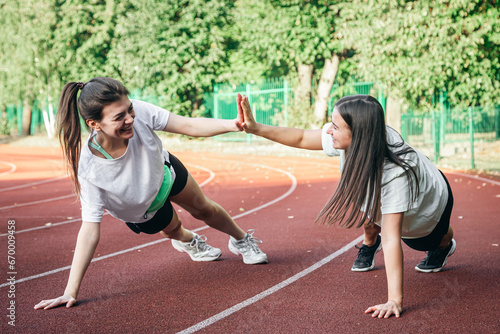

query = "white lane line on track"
[0, 164, 212, 212]
[176, 235, 364, 334]
[174, 170, 500, 334]
[0, 194, 74, 211]
[0, 162, 296, 288]
[447, 171, 500, 186]
[0, 164, 215, 236]
[0, 238, 168, 288]
[185, 163, 215, 187]
[0, 217, 89, 237]
[0, 161, 16, 177]
[0, 175, 67, 193]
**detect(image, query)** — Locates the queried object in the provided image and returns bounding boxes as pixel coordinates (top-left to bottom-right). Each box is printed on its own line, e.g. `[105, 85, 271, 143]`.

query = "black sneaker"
[415, 239, 456, 273]
[351, 234, 382, 272]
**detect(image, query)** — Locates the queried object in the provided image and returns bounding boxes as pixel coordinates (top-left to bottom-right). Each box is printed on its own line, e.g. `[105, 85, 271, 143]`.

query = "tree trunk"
[314, 54, 340, 123]
[294, 63, 313, 106]
[385, 93, 403, 133]
[21, 98, 32, 136]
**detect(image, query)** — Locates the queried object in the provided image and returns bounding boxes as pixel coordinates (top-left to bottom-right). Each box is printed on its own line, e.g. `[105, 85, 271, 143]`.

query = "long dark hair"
[316, 95, 419, 228]
[56, 77, 129, 196]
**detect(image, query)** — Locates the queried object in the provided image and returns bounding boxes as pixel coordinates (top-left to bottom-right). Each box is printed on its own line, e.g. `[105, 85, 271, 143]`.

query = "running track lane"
[0, 145, 499, 333]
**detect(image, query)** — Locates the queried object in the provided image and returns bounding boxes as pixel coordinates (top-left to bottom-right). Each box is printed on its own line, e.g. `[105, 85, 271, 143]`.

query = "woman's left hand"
[365, 300, 402, 318]
[235, 93, 245, 131]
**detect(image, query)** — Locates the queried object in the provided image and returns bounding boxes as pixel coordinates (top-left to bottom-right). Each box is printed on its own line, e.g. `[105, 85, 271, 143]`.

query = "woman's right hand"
[34, 294, 77, 310]
[237, 93, 259, 134]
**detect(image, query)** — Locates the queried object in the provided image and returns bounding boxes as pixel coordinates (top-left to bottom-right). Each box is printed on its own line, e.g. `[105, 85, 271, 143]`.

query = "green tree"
[0, 0, 55, 135]
[232, 0, 355, 123]
[109, 0, 236, 116]
[1, 0, 121, 135]
[341, 0, 500, 110]
[46, 0, 123, 84]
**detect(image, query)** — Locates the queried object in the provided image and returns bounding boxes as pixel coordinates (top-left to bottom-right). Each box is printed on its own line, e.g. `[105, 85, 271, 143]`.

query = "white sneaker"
[171, 232, 222, 262]
[228, 229, 268, 264]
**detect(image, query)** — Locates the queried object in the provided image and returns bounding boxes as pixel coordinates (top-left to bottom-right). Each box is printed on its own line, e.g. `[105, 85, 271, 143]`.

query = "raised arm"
[162, 113, 243, 137]
[239, 94, 322, 150]
[34, 221, 100, 310]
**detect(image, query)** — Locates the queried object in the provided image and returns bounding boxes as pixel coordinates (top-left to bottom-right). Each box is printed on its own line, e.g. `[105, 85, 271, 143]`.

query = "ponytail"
[57, 82, 85, 197]
[56, 77, 130, 197]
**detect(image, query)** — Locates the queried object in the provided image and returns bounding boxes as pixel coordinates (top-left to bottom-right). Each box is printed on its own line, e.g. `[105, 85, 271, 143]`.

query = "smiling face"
[87, 95, 135, 141]
[326, 108, 352, 151]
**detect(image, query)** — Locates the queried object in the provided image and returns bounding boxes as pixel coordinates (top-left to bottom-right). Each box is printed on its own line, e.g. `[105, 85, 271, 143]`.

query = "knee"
[161, 217, 182, 238]
[190, 200, 218, 221]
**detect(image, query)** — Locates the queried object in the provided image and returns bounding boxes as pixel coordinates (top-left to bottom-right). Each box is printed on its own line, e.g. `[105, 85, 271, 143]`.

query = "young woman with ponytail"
[237, 93, 456, 319]
[35, 77, 267, 310]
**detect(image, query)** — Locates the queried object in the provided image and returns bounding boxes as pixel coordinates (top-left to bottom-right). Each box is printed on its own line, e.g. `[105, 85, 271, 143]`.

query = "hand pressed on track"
[365, 300, 402, 319]
[34, 295, 76, 310]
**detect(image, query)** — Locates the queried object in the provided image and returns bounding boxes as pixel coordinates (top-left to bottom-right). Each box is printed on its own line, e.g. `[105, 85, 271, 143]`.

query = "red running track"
[0, 144, 499, 334]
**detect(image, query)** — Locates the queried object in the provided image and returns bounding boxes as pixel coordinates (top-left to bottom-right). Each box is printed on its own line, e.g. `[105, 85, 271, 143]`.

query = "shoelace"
[190, 235, 211, 252]
[354, 244, 376, 261]
[422, 249, 440, 262]
[245, 229, 263, 253]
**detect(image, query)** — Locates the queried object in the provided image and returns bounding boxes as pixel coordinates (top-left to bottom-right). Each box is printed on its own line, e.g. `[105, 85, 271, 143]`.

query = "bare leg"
[169, 173, 246, 240]
[363, 222, 381, 246]
[159, 209, 193, 242]
[163, 202, 223, 262]
[438, 225, 454, 249]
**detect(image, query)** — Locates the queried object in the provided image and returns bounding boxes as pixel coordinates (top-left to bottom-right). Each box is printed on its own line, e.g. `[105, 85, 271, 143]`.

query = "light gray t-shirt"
[321, 124, 448, 238]
[79, 99, 171, 223]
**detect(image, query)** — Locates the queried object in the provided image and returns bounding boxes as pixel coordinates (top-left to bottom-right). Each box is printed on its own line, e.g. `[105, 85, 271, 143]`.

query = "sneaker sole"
[228, 241, 268, 265]
[171, 241, 222, 262]
[351, 242, 383, 272]
[415, 239, 456, 273]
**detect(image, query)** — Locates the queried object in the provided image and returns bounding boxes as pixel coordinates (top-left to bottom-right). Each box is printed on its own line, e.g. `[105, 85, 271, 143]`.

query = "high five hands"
[236, 93, 259, 134]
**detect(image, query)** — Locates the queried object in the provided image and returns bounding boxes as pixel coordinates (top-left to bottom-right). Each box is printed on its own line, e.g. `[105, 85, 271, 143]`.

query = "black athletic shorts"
[402, 171, 454, 251]
[125, 153, 189, 234]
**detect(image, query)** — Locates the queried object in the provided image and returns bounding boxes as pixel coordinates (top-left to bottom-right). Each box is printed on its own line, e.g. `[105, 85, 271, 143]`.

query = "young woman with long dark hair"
[34, 77, 267, 310]
[237, 93, 455, 319]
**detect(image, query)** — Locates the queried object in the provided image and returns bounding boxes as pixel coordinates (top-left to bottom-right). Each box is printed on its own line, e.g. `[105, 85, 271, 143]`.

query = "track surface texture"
[1, 143, 499, 334]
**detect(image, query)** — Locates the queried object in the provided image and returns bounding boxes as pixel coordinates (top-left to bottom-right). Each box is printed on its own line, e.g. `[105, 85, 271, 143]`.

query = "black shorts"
[402, 171, 454, 251]
[126, 153, 189, 234]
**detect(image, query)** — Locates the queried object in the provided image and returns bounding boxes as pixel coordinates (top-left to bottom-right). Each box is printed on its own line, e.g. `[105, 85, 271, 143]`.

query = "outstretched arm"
[34, 221, 100, 310]
[365, 213, 404, 318]
[239, 94, 322, 150]
[162, 109, 244, 137]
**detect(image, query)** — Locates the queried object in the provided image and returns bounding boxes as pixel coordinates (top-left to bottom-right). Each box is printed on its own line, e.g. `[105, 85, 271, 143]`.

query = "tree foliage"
[0, 0, 499, 129]
[109, 0, 236, 116]
[0, 1, 53, 106]
[341, 0, 500, 109]
[231, 0, 355, 121]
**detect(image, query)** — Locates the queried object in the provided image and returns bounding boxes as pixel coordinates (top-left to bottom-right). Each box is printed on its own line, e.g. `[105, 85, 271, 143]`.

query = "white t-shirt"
[78, 99, 172, 223]
[321, 124, 449, 238]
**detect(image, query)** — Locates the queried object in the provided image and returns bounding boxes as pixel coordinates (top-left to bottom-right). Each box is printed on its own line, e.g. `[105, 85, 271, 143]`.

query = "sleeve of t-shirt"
[321, 123, 342, 157]
[79, 178, 105, 223]
[131, 99, 170, 131]
[380, 172, 411, 215]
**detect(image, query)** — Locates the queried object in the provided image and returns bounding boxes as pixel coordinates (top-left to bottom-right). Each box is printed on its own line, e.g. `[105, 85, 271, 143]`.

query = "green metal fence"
[401, 105, 500, 169]
[2, 100, 47, 136]
[206, 78, 291, 142]
[207, 78, 380, 142]
[4, 79, 499, 171]
[327, 81, 387, 115]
